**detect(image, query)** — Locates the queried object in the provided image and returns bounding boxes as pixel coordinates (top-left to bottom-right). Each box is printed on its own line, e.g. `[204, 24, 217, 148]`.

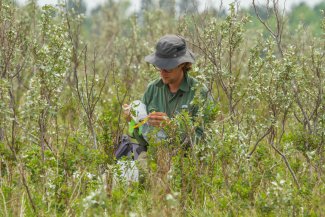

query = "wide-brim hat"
[144, 34, 196, 70]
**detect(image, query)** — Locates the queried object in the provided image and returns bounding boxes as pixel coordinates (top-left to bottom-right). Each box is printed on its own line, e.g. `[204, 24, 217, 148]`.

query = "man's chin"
[161, 79, 169, 84]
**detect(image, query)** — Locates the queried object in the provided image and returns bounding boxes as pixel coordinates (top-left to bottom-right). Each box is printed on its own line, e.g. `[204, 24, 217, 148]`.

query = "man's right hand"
[122, 104, 132, 122]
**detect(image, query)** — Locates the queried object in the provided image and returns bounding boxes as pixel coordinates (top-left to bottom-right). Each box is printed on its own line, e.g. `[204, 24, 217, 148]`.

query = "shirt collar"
[154, 74, 190, 92]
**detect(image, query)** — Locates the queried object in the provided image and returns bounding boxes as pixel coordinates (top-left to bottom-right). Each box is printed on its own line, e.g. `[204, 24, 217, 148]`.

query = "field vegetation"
[0, 0, 324, 216]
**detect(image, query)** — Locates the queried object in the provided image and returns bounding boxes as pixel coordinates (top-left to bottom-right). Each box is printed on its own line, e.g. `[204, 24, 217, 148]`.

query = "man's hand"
[148, 112, 170, 127]
[122, 104, 132, 122]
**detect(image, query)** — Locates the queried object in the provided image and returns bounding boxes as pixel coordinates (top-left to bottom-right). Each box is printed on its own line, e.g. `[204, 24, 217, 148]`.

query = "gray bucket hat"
[144, 34, 195, 70]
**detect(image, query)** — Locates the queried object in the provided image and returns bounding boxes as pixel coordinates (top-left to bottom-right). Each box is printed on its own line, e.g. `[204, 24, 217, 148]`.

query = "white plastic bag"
[112, 160, 139, 187]
[130, 100, 147, 123]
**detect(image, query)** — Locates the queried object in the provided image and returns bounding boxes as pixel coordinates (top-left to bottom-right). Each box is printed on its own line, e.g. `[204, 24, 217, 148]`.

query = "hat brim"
[144, 49, 196, 70]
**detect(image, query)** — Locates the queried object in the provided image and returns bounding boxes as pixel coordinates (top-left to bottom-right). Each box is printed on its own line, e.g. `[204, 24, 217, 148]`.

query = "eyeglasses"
[154, 66, 174, 73]
[154, 64, 183, 73]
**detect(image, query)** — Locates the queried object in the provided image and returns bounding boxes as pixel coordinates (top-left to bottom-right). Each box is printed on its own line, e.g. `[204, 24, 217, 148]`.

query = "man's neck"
[168, 74, 184, 93]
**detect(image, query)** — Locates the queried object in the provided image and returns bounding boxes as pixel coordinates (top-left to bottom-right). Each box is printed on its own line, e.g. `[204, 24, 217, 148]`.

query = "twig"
[292, 80, 312, 133]
[18, 163, 38, 215]
[247, 127, 272, 157]
[20, 192, 25, 217]
[252, 0, 276, 38]
[252, 0, 284, 57]
[0, 188, 8, 217]
[270, 129, 300, 188]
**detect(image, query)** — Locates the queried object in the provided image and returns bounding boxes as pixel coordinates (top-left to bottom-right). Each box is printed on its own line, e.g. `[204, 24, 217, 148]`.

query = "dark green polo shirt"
[142, 74, 209, 117]
[133, 74, 213, 146]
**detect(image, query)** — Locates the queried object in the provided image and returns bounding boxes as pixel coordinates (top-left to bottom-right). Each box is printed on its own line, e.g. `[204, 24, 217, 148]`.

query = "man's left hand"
[148, 112, 170, 127]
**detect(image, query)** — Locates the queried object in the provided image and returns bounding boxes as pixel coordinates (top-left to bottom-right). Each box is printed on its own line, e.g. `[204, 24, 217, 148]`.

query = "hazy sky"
[17, 0, 324, 12]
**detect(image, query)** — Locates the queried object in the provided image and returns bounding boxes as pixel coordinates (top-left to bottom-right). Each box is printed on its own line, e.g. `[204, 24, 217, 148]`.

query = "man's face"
[157, 64, 184, 86]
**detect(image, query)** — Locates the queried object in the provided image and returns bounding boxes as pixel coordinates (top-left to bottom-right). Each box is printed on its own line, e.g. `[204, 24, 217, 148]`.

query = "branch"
[292, 80, 312, 133]
[270, 128, 300, 188]
[252, 0, 276, 38]
[252, 0, 284, 57]
[247, 126, 272, 158]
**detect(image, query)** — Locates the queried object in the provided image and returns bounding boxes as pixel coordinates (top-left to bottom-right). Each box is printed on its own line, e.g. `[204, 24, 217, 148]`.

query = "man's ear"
[183, 62, 192, 72]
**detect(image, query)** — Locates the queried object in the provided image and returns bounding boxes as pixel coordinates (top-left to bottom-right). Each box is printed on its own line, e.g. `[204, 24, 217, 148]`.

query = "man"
[124, 34, 212, 148]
